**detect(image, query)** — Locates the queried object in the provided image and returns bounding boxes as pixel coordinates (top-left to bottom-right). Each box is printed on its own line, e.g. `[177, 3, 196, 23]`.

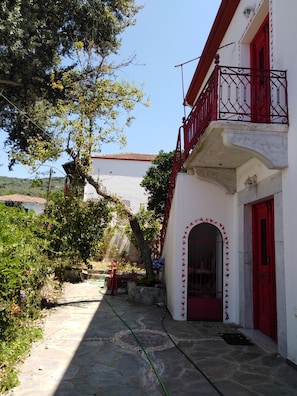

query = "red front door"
[252, 200, 277, 341]
[250, 16, 270, 122]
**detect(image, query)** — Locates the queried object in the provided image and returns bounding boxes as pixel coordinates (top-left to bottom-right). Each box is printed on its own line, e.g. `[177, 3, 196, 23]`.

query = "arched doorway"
[187, 223, 223, 321]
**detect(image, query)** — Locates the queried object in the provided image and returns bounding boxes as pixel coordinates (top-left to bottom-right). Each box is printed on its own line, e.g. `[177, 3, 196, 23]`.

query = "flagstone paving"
[8, 281, 297, 396]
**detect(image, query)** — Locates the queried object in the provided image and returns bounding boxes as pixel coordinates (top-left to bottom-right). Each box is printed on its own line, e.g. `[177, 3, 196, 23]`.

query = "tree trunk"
[65, 149, 153, 275]
[129, 217, 153, 276]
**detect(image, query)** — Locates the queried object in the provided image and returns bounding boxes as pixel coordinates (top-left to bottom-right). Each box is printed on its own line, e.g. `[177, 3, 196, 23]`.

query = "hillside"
[0, 176, 64, 197]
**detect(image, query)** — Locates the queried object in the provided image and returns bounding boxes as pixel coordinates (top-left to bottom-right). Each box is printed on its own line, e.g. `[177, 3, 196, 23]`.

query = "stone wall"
[127, 281, 166, 306]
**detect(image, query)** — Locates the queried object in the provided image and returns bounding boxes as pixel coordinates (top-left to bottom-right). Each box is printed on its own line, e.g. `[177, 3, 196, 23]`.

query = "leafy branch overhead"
[0, 0, 147, 169]
[0, 0, 154, 276]
[49, 48, 149, 172]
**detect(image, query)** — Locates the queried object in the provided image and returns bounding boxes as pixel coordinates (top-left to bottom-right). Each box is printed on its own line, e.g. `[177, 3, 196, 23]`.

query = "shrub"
[0, 204, 51, 323]
[44, 192, 112, 268]
[0, 203, 51, 391]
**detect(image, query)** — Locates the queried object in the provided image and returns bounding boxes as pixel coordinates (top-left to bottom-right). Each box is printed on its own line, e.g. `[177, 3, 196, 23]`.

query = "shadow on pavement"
[15, 281, 297, 396]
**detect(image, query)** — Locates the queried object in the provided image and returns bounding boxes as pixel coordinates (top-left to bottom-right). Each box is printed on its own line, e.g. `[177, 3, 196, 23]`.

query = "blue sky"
[0, 1, 221, 179]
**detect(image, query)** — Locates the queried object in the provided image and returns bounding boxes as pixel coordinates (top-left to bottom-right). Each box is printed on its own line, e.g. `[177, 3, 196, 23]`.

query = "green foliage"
[0, 204, 50, 317]
[116, 260, 144, 274]
[94, 226, 115, 261]
[44, 192, 112, 266]
[50, 66, 149, 174]
[133, 274, 157, 287]
[141, 150, 175, 220]
[0, 204, 51, 391]
[0, 197, 114, 392]
[0, 320, 42, 392]
[0, 0, 153, 281]
[124, 205, 160, 247]
[0, 176, 64, 197]
[0, 0, 143, 170]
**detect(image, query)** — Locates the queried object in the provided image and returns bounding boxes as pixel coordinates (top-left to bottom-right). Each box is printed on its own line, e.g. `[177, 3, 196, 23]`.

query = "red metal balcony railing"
[183, 57, 288, 161]
[160, 57, 288, 253]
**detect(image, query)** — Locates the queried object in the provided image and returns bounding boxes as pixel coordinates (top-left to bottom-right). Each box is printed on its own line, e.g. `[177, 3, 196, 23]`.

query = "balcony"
[183, 60, 289, 176]
[160, 60, 289, 251]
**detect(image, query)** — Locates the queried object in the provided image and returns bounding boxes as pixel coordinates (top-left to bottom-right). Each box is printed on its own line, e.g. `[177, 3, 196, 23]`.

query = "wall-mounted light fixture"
[244, 175, 257, 191]
[243, 5, 255, 18]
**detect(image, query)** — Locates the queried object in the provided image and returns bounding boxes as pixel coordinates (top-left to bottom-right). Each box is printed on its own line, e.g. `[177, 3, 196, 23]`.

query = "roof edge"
[91, 153, 156, 162]
[0, 194, 47, 204]
[184, 0, 240, 107]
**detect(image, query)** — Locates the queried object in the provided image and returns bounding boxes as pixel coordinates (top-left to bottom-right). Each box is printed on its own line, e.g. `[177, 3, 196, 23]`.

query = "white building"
[84, 153, 156, 213]
[84, 153, 156, 262]
[162, 0, 297, 365]
[0, 194, 46, 214]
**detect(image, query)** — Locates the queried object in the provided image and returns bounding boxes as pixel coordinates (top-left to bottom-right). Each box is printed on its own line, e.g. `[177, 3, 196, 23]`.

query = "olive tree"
[0, 0, 155, 275]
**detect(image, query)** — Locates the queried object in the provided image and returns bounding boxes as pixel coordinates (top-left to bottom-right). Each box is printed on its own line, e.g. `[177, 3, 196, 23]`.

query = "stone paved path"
[7, 281, 297, 395]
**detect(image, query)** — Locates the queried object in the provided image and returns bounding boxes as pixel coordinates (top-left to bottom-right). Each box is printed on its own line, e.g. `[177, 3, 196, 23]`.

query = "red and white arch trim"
[181, 217, 230, 321]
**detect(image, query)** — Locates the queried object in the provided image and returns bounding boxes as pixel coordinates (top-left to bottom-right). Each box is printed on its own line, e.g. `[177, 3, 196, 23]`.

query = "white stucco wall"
[271, 0, 297, 364]
[84, 157, 153, 213]
[164, 0, 297, 364]
[22, 202, 45, 214]
[162, 173, 236, 322]
[205, 0, 297, 365]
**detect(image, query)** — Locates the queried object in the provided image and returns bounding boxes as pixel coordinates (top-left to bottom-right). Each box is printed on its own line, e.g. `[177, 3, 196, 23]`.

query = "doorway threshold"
[240, 328, 278, 354]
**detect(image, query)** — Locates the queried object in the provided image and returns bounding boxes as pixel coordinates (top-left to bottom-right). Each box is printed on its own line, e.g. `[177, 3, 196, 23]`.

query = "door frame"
[252, 199, 277, 340]
[238, 174, 287, 355]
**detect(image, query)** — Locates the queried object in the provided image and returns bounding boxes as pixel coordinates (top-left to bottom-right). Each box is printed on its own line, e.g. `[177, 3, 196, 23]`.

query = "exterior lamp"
[243, 6, 255, 18]
[244, 175, 257, 191]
